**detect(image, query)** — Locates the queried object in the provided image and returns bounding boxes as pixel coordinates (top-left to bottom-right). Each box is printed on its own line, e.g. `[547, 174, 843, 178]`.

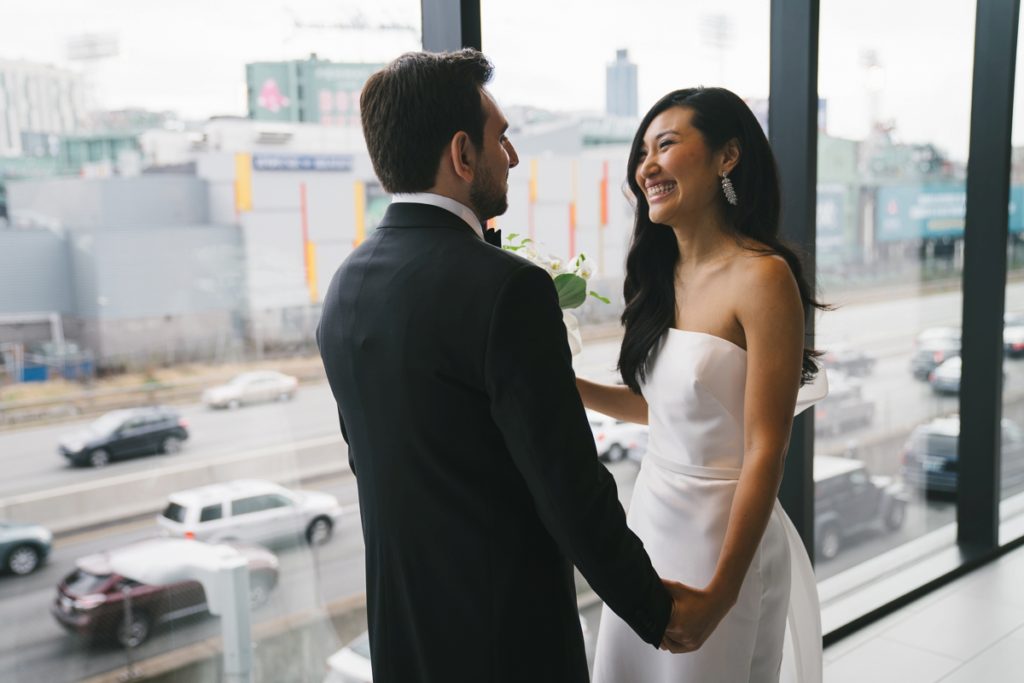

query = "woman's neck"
[671, 210, 735, 271]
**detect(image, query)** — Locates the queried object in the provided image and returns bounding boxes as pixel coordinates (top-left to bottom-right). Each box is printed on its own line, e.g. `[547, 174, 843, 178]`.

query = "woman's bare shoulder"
[730, 248, 795, 289]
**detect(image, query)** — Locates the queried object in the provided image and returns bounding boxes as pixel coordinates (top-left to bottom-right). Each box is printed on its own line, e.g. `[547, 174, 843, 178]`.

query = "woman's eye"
[659, 140, 674, 149]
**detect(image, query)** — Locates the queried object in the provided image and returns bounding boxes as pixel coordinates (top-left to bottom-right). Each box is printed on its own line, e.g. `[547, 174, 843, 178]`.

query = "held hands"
[659, 578, 735, 654]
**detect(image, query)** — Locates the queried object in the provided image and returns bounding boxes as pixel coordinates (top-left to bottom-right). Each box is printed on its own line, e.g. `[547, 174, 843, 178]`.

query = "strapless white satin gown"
[592, 329, 824, 683]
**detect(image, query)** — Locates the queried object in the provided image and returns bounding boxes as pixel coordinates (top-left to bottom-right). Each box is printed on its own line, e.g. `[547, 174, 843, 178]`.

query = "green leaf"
[589, 290, 611, 304]
[554, 273, 587, 309]
[507, 232, 520, 241]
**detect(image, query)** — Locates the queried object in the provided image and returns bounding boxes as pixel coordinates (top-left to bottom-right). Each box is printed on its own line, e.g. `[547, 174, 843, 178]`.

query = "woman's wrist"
[706, 575, 741, 608]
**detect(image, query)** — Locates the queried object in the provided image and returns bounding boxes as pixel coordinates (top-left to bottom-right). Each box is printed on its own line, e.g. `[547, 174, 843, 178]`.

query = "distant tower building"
[605, 49, 638, 118]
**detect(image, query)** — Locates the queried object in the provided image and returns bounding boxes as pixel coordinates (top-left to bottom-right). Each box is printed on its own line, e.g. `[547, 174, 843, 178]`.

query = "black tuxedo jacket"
[317, 203, 671, 682]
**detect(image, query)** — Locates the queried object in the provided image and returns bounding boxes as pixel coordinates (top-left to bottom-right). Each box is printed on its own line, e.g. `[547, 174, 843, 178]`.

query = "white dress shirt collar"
[391, 192, 483, 239]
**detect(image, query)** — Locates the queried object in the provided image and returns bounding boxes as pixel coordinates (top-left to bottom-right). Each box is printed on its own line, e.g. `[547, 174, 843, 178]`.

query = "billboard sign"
[252, 154, 353, 172]
[876, 184, 1024, 242]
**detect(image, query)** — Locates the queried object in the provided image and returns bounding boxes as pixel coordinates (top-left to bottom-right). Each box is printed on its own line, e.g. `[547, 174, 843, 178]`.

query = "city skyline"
[0, 0, 1012, 161]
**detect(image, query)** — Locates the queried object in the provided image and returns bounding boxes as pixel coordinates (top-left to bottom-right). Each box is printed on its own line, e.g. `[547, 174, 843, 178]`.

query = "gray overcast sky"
[0, 0, 1010, 161]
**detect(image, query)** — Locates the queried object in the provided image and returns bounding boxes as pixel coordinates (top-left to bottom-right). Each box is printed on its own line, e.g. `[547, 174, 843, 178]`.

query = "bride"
[579, 87, 826, 682]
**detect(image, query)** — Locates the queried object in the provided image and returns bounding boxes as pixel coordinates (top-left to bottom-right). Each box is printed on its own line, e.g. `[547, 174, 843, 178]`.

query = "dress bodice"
[641, 328, 748, 472]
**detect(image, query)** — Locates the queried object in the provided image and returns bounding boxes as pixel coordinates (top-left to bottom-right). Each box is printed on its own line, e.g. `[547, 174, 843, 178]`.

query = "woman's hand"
[659, 578, 735, 653]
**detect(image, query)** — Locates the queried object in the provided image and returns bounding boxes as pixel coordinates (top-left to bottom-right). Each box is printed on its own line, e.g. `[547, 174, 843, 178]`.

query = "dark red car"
[51, 538, 278, 647]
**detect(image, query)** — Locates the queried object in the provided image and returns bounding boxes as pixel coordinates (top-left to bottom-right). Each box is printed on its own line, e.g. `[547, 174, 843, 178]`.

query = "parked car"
[928, 356, 1005, 395]
[50, 538, 279, 647]
[820, 345, 876, 377]
[814, 455, 908, 561]
[1, 521, 52, 576]
[158, 479, 342, 547]
[1004, 311, 1024, 357]
[814, 374, 875, 436]
[323, 617, 592, 683]
[58, 407, 189, 468]
[587, 410, 648, 462]
[929, 356, 961, 394]
[909, 327, 961, 380]
[900, 415, 1024, 495]
[202, 371, 298, 409]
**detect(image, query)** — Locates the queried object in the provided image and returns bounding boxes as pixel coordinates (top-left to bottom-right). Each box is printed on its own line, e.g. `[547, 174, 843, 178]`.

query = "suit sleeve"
[316, 318, 355, 476]
[484, 265, 671, 647]
[336, 407, 355, 476]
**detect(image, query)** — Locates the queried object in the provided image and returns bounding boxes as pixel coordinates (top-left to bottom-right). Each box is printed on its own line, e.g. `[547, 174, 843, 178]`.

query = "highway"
[4, 280, 1024, 680]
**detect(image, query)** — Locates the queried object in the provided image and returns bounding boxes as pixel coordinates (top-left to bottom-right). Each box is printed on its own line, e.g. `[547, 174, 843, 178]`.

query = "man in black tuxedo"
[317, 50, 691, 682]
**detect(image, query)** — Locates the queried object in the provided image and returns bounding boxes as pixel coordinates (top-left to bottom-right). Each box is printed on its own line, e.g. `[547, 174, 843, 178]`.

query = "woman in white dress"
[580, 87, 826, 682]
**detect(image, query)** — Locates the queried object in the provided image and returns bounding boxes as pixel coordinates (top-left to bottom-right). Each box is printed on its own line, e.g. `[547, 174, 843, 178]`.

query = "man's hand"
[659, 578, 734, 654]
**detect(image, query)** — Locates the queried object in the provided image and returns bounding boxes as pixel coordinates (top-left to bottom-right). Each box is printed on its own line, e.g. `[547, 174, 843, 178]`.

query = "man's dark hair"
[360, 49, 494, 193]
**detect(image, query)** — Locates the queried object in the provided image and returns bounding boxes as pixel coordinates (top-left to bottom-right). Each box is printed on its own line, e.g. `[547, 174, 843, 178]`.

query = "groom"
[317, 49, 688, 682]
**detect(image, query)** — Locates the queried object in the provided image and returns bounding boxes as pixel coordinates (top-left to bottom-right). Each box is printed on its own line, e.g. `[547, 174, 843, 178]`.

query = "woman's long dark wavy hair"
[618, 87, 827, 393]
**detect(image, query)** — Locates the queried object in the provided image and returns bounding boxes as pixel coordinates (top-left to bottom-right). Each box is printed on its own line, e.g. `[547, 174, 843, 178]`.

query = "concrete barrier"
[0, 435, 350, 534]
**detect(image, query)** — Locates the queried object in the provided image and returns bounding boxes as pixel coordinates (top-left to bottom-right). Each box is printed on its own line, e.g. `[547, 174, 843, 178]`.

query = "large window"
[1001, 5, 1024, 546]
[3, 1, 1023, 680]
[0, 1, 419, 680]
[482, 0, 771, 664]
[814, 0, 977, 632]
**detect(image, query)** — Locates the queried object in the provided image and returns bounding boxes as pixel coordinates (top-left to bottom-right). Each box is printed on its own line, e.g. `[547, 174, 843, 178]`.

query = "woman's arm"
[576, 377, 649, 425]
[661, 255, 805, 651]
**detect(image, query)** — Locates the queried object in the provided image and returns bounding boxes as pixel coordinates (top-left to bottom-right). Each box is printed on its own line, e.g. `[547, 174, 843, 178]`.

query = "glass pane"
[0, 0, 418, 679]
[1001, 5, 1024, 545]
[482, 0, 770, 668]
[815, 0, 975, 631]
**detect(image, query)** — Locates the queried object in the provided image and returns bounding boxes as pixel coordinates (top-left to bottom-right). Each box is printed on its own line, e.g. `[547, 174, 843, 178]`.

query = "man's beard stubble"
[469, 164, 508, 222]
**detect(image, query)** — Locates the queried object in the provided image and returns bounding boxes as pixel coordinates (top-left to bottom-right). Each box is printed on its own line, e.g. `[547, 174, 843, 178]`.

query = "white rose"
[578, 262, 593, 281]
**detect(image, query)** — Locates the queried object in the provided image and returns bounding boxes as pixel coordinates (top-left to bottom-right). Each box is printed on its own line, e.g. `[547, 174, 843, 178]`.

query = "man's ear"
[449, 131, 476, 184]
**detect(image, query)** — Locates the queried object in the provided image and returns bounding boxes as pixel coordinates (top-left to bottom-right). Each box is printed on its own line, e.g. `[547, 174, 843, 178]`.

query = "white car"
[202, 371, 298, 409]
[1005, 311, 1024, 357]
[158, 479, 342, 547]
[587, 410, 649, 462]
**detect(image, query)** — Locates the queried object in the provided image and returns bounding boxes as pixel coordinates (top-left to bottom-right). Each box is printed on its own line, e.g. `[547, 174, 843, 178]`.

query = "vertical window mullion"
[769, 0, 820, 559]
[421, 0, 482, 52]
[958, 0, 1020, 552]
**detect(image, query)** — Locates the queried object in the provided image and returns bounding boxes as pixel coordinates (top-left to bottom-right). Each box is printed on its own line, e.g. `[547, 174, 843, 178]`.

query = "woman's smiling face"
[634, 106, 723, 227]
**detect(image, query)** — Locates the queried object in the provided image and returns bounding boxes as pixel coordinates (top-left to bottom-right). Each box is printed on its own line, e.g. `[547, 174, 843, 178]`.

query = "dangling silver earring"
[720, 171, 738, 206]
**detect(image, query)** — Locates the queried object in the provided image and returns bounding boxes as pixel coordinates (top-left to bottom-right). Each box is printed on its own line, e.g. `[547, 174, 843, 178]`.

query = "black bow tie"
[483, 228, 502, 247]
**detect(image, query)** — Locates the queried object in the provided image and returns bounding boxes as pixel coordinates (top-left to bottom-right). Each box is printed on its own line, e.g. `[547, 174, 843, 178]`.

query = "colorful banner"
[234, 153, 253, 213]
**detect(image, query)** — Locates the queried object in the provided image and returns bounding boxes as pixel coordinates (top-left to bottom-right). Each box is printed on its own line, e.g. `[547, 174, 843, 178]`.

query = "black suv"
[900, 415, 1024, 495]
[58, 407, 189, 468]
[815, 455, 908, 561]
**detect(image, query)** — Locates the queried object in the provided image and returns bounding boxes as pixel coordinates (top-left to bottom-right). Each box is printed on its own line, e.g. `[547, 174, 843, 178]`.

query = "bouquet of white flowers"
[503, 233, 609, 355]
